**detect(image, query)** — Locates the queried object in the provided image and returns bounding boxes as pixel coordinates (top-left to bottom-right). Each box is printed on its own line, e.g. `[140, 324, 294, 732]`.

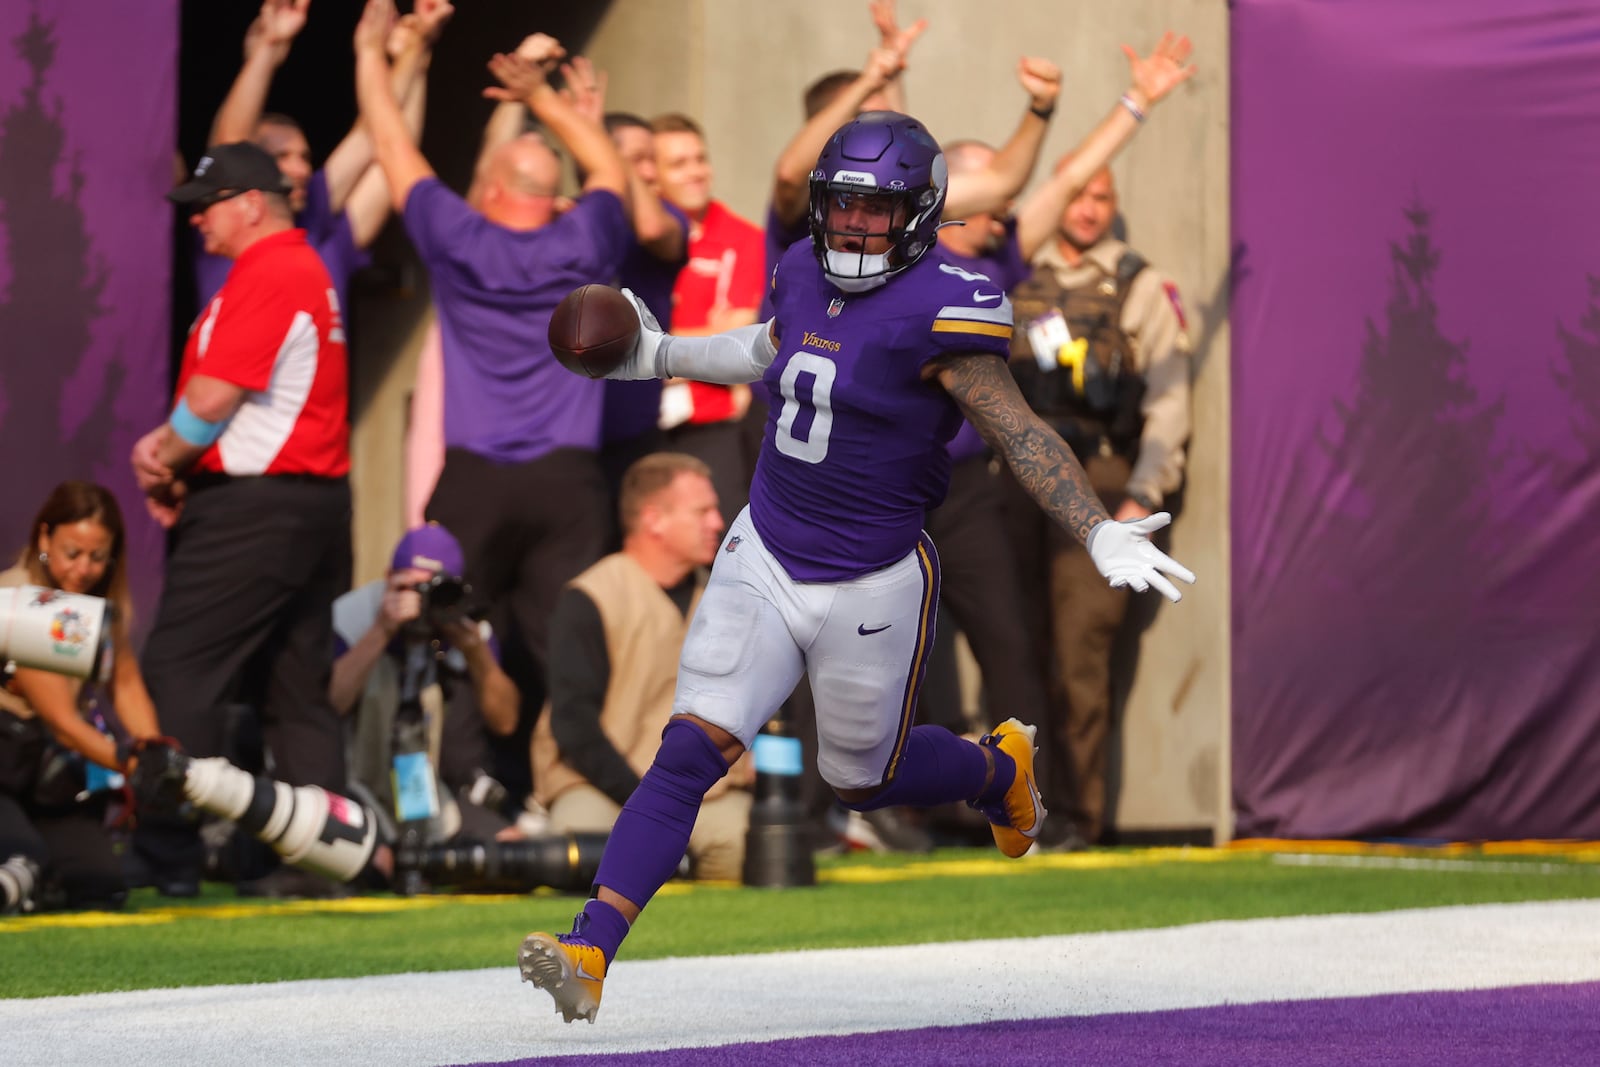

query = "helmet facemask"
[807, 112, 947, 293]
[814, 188, 918, 292]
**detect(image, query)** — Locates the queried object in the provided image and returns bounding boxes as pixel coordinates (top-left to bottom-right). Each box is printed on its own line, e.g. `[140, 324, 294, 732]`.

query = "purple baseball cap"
[390, 523, 464, 577]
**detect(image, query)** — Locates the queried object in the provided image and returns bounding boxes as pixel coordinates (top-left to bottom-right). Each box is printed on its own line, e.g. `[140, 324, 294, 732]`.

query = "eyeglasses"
[190, 188, 249, 211]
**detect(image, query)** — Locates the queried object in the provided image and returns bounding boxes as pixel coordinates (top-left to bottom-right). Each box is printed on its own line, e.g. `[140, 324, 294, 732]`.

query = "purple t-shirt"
[602, 201, 690, 444]
[194, 170, 370, 314]
[403, 179, 632, 463]
[757, 201, 811, 322]
[940, 218, 1029, 464]
[751, 242, 1014, 581]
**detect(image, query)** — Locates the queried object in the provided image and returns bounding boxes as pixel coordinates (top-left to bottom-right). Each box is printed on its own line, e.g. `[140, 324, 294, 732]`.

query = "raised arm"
[209, 0, 309, 145]
[352, 0, 434, 213]
[324, 0, 453, 216]
[486, 37, 628, 204]
[930, 352, 1194, 600]
[340, 3, 452, 245]
[770, 31, 922, 229]
[562, 56, 685, 261]
[867, 0, 921, 114]
[1013, 32, 1196, 260]
[941, 57, 1061, 221]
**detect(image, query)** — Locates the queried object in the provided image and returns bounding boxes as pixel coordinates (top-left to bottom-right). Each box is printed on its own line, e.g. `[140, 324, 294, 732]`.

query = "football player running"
[521, 109, 1195, 1024]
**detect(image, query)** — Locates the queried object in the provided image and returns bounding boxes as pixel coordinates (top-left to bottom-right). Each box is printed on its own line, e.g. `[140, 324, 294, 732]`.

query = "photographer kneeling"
[0, 482, 172, 911]
[330, 524, 520, 881]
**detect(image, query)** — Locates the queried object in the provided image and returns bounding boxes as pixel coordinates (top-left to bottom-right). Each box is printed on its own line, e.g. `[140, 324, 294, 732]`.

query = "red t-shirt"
[671, 200, 766, 424]
[178, 229, 350, 477]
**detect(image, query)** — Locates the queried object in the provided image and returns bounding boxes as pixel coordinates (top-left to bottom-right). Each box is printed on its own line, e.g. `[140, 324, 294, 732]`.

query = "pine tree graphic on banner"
[1555, 274, 1600, 457]
[1321, 198, 1504, 624]
[0, 11, 118, 545]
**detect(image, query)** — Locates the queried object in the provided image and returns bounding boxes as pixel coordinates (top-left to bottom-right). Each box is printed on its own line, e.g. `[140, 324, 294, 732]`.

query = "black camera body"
[416, 572, 467, 619]
[404, 573, 475, 640]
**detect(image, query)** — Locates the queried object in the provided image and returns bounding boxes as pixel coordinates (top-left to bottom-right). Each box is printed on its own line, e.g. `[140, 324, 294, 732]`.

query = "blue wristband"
[169, 397, 227, 447]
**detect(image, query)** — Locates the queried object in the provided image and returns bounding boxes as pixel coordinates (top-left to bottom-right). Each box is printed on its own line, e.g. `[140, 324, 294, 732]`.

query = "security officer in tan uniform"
[1001, 165, 1191, 845]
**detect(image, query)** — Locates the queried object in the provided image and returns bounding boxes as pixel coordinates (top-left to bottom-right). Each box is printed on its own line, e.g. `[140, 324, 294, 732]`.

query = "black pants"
[0, 790, 126, 910]
[136, 476, 352, 877]
[923, 456, 1051, 733]
[426, 447, 610, 805]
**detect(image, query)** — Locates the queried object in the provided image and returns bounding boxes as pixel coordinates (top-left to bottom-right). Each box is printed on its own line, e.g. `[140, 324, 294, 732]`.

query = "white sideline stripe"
[4, 900, 1598, 1067]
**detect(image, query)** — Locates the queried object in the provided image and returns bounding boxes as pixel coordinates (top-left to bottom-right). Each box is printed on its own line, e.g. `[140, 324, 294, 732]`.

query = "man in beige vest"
[532, 453, 752, 880]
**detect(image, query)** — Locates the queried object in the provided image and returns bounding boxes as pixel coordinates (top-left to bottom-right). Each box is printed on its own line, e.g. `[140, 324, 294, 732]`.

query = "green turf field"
[3, 846, 1597, 999]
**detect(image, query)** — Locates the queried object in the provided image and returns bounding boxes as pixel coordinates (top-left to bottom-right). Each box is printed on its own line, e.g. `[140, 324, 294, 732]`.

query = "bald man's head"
[492, 134, 562, 197]
[942, 139, 996, 177]
[936, 140, 1005, 257]
[478, 134, 562, 229]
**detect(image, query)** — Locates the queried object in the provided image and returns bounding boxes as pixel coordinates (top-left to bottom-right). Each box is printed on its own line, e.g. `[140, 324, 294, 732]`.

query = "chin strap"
[821, 250, 893, 292]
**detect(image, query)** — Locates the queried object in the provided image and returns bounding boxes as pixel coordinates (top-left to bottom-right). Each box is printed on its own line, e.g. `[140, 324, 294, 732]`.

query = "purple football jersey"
[750, 242, 1013, 581]
[941, 217, 1028, 464]
[403, 179, 632, 463]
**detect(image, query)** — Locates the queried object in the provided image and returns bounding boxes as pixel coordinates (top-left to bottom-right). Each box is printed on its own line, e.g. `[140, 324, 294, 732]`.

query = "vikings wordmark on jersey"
[750, 244, 1012, 582]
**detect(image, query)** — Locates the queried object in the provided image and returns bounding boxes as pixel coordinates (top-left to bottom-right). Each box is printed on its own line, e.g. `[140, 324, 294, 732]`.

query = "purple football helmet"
[808, 111, 947, 292]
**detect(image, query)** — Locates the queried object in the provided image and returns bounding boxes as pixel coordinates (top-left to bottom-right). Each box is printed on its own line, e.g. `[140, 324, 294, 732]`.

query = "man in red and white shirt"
[650, 113, 765, 526]
[129, 142, 354, 897]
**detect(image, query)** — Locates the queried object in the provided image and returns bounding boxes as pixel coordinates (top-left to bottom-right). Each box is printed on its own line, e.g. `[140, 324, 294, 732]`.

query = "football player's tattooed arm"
[929, 353, 1110, 543]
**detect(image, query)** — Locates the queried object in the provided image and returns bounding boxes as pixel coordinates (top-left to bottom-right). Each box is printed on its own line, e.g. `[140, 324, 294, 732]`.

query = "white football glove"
[1086, 513, 1196, 603]
[604, 287, 668, 381]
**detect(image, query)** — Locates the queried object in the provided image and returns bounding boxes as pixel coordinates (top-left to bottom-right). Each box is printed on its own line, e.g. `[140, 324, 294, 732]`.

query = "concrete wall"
[350, 0, 1233, 839]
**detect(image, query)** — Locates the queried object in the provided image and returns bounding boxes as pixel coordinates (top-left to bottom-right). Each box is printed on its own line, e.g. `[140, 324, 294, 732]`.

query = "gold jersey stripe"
[932, 319, 1012, 339]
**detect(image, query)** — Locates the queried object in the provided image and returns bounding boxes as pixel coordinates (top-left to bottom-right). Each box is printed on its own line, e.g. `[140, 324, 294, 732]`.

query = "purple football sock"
[590, 718, 729, 922]
[847, 725, 1014, 811]
[568, 898, 631, 967]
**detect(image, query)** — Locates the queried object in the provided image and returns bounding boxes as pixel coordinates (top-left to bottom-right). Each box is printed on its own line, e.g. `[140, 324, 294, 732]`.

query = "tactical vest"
[1008, 250, 1148, 460]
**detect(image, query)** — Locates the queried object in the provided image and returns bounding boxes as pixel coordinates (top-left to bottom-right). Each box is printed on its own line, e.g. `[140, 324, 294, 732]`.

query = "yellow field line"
[1229, 838, 1600, 863]
[16, 842, 1588, 933]
[0, 849, 1232, 931]
[818, 846, 1238, 884]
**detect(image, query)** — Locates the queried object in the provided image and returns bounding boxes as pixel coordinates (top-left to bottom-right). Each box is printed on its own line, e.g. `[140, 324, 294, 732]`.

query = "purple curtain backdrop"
[0, 3, 175, 639]
[1230, 1, 1600, 839]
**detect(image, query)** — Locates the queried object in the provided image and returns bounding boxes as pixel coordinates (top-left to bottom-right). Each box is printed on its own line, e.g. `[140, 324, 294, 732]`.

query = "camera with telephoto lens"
[394, 832, 608, 894]
[3, 586, 382, 900]
[406, 573, 475, 640]
[0, 584, 114, 684]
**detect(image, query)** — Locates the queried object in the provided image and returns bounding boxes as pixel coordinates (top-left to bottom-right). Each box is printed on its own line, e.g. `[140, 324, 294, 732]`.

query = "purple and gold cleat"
[519, 932, 606, 1024]
[974, 718, 1046, 858]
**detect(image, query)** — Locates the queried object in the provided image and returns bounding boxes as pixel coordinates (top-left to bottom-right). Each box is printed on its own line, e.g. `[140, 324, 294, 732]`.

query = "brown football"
[548, 284, 641, 379]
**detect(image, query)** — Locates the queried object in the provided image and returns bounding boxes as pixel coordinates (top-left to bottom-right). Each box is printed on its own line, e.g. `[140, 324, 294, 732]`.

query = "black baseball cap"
[168, 142, 291, 208]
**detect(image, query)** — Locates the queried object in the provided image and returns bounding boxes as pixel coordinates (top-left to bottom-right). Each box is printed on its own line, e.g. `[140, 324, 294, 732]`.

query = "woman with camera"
[0, 481, 166, 911]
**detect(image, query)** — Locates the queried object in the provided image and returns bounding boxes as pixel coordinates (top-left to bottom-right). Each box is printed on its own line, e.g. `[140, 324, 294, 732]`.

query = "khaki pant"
[1000, 453, 1133, 843]
[548, 783, 752, 883]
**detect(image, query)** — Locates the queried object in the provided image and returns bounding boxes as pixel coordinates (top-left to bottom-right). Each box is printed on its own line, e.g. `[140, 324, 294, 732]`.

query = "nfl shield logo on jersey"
[827, 298, 845, 318]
